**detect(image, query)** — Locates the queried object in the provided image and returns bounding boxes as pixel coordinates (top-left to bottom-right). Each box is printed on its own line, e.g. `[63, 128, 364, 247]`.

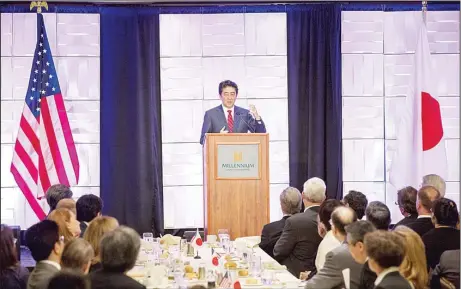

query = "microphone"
[236, 112, 256, 133]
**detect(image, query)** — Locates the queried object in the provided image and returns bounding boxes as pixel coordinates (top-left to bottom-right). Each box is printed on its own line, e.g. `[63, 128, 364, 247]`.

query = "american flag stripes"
[218, 271, 232, 288]
[10, 14, 79, 220]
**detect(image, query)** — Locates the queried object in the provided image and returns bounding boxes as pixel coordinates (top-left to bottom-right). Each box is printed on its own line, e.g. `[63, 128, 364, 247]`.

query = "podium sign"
[216, 143, 260, 179]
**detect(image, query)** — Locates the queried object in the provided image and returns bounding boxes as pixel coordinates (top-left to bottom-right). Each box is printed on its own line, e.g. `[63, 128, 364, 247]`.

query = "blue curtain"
[287, 4, 342, 200]
[100, 7, 164, 235]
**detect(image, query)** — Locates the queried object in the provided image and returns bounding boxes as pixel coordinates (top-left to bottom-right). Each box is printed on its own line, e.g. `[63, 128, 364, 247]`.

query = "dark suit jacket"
[260, 216, 290, 258]
[431, 249, 460, 289]
[27, 262, 59, 289]
[273, 206, 322, 277]
[393, 215, 417, 228]
[199, 105, 266, 144]
[305, 243, 364, 289]
[374, 271, 412, 289]
[0, 265, 30, 289]
[79, 222, 88, 237]
[405, 217, 434, 237]
[90, 270, 146, 289]
[423, 227, 460, 270]
[359, 261, 377, 289]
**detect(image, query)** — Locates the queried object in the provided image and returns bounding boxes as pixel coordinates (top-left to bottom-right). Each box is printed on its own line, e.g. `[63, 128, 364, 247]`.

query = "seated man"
[305, 207, 361, 289]
[260, 186, 302, 258]
[364, 231, 412, 289]
[393, 186, 418, 227]
[342, 190, 368, 220]
[365, 201, 391, 231]
[26, 220, 64, 289]
[46, 184, 73, 214]
[406, 186, 441, 237]
[76, 194, 103, 237]
[274, 177, 326, 277]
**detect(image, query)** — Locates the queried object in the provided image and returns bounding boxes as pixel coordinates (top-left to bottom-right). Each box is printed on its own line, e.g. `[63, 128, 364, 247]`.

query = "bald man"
[405, 186, 441, 237]
[305, 207, 363, 289]
[56, 198, 77, 216]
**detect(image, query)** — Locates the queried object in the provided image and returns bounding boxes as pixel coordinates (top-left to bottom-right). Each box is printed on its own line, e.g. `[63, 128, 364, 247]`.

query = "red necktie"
[227, 110, 233, 132]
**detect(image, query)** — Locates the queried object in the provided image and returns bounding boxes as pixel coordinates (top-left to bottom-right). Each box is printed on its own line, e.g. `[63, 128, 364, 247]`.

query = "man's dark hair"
[331, 206, 357, 236]
[319, 199, 343, 231]
[365, 201, 391, 230]
[397, 186, 417, 215]
[76, 194, 103, 223]
[418, 186, 441, 212]
[432, 198, 459, 227]
[48, 270, 90, 289]
[345, 220, 376, 245]
[25, 220, 60, 262]
[343, 190, 368, 219]
[218, 80, 238, 95]
[46, 184, 73, 211]
[365, 230, 405, 269]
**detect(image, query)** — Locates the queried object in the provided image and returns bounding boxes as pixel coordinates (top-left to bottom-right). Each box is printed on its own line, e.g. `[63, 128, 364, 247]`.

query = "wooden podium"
[203, 133, 270, 240]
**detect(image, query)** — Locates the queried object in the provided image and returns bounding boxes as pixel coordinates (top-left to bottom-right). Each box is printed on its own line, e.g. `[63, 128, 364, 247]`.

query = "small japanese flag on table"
[191, 229, 203, 248]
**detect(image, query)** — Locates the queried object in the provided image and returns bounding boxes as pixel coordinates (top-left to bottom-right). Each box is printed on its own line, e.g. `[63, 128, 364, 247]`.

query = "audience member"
[305, 207, 361, 289]
[364, 231, 412, 289]
[365, 201, 391, 230]
[343, 190, 368, 220]
[406, 186, 441, 237]
[56, 199, 77, 215]
[423, 198, 460, 270]
[315, 199, 343, 270]
[260, 187, 301, 258]
[47, 208, 81, 244]
[76, 194, 103, 237]
[394, 226, 428, 289]
[274, 177, 325, 278]
[1, 224, 29, 289]
[345, 221, 377, 289]
[61, 238, 95, 274]
[394, 186, 418, 227]
[90, 226, 145, 289]
[83, 216, 119, 272]
[421, 174, 446, 197]
[46, 184, 73, 214]
[25, 220, 64, 289]
[431, 250, 460, 289]
[47, 270, 90, 289]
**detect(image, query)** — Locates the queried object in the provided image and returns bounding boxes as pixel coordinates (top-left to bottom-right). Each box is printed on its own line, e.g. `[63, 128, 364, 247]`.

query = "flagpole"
[422, 0, 427, 24]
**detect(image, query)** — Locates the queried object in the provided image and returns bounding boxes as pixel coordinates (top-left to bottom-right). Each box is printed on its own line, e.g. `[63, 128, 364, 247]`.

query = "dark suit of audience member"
[79, 222, 88, 237]
[274, 206, 321, 277]
[423, 198, 460, 270]
[431, 250, 460, 289]
[407, 186, 441, 237]
[359, 261, 377, 289]
[374, 271, 412, 289]
[393, 186, 418, 229]
[394, 215, 417, 227]
[1, 266, 30, 289]
[91, 270, 144, 289]
[260, 215, 290, 258]
[405, 217, 434, 237]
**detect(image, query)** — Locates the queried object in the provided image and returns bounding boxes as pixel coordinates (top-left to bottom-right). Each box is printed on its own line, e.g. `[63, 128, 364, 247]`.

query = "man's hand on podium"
[220, 126, 228, 133]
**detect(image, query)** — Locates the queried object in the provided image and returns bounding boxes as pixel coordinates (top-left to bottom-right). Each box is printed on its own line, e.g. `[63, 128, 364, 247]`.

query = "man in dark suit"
[260, 186, 302, 258]
[364, 231, 412, 289]
[393, 186, 418, 227]
[274, 177, 326, 277]
[305, 207, 362, 289]
[405, 186, 441, 237]
[199, 80, 266, 145]
[431, 249, 460, 289]
[25, 220, 64, 289]
[345, 221, 378, 289]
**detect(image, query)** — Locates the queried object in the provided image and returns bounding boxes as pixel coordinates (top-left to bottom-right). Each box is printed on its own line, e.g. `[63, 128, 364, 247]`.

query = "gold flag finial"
[30, 1, 48, 14]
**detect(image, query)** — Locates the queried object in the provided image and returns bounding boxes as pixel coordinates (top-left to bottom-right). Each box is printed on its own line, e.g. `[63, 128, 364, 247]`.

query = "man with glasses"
[25, 220, 64, 289]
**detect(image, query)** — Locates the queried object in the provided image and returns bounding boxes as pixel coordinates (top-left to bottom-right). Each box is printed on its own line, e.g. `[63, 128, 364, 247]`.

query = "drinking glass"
[143, 232, 154, 243]
[217, 229, 230, 242]
[249, 255, 261, 277]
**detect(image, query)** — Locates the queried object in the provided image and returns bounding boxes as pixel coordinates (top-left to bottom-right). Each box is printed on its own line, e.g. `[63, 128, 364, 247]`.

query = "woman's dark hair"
[0, 224, 18, 274]
[319, 199, 343, 231]
[397, 186, 417, 215]
[432, 198, 459, 227]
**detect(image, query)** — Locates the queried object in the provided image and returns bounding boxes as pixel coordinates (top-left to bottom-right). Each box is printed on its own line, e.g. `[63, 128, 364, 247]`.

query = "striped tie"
[227, 110, 233, 132]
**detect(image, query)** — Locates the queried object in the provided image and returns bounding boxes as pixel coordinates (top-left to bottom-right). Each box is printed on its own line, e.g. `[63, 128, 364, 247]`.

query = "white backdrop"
[0, 10, 458, 229]
[0, 13, 101, 228]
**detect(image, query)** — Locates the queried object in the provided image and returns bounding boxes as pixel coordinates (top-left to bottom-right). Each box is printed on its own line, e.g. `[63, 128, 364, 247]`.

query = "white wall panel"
[342, 10, 460, 224]
[1, 13, 100, 229]
[341, 11, 384, 54]
[160, 13, 288, 228]
[343, 182, 386, 204]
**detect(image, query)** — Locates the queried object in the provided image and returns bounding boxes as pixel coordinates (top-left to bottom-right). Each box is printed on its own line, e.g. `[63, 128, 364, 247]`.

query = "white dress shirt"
[417, 214, 432, 219]
[315, 230, 341, 270]
[304, 205, 320, 212]
[373, 266, 415, 288]
[223, 105, 234, 122]
[40, 260, 61, 270]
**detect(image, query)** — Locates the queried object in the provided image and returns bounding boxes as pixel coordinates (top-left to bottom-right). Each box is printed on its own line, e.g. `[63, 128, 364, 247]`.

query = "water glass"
[218, 229, 230, 242]
[143, 232, 154, 243]
[261, 270, 274, 285]
[249, 255, 261, 277]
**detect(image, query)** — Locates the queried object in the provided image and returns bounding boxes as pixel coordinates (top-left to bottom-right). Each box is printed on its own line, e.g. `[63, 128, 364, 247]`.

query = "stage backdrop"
[159, 12, 289, 228]
[1, 12, 100, 228]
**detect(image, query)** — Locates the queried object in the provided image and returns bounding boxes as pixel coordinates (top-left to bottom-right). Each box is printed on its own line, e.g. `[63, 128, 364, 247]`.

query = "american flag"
[10, 14, 79, 220]
[218, 271, 233, 288]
